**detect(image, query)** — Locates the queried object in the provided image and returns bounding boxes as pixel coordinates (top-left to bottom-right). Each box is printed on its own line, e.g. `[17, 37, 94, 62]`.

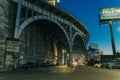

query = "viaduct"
[0, 0, 89, 69]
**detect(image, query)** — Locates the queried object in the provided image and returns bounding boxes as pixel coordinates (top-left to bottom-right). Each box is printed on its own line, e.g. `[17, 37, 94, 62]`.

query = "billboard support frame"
[109, 21, 116, 56]
[99, 7, 118, 56]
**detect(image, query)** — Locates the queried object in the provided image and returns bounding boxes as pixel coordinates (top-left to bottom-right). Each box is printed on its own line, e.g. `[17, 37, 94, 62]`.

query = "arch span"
[72, 32, 86, 50]
[14, 15, 70, 45]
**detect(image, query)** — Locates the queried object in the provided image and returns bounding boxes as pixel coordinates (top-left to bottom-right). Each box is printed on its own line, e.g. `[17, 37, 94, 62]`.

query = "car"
[22, 61, 39, 69]
[108, 62, 120, 69]
[17, 59, 40, 69]
[101, 62, 113, 68]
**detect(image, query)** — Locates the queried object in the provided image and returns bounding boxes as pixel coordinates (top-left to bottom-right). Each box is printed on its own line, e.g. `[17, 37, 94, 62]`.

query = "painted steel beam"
[11, 0, 87, 38]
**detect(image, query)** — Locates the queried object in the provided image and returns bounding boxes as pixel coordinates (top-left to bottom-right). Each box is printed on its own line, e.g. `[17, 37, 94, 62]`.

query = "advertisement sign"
[100, 7, 120, 21]
[89, 43, 98, 49]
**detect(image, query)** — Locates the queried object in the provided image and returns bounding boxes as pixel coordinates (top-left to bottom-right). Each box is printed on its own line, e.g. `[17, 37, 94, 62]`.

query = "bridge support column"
[68, 43, 73, 66]
[14, 0, 22, 39]
[67, 26, 73, 66]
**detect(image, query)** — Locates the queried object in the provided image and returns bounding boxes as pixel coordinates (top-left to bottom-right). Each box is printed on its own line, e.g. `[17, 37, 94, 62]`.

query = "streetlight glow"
[62, 49, 65, 53]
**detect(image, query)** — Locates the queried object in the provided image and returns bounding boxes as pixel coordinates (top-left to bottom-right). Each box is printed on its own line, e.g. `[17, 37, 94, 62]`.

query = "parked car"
[94, 62, 113, 68]
[101, 62, 113, 68]
[108, 62, 120, 69]
[22, 61, 39, 69]
[17, 59, 40, 69]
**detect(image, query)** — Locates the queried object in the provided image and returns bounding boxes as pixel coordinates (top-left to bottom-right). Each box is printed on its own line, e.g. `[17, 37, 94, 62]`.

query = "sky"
[57, 0, 120, 55]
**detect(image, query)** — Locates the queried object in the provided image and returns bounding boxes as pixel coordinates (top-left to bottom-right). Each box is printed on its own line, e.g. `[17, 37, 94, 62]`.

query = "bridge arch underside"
[19, 19, 69, 63]
[72, 35, 86, 57]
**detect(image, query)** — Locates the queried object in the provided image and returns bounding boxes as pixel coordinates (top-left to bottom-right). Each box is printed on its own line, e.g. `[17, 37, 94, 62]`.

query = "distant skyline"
[57, 0, 120, 55]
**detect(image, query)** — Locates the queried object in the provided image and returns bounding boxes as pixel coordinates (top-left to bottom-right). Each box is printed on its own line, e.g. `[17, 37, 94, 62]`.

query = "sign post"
[109, 21, 116, 56]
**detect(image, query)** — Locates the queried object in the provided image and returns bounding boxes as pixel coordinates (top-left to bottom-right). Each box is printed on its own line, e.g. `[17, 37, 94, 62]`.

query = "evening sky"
[57, 0, 120, 55]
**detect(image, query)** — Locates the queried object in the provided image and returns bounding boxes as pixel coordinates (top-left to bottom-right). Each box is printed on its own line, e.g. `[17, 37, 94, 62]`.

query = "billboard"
[89, 43, 98, 50]
[100, 7, 120, 23]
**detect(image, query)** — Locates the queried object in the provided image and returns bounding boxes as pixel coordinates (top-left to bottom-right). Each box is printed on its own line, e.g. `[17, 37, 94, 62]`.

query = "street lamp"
[62, 49, 65, 65]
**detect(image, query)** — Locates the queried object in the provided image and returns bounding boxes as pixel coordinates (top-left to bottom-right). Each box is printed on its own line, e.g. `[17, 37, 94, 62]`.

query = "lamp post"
[66, 53, 69, 66]
[62, 49, 65, 65]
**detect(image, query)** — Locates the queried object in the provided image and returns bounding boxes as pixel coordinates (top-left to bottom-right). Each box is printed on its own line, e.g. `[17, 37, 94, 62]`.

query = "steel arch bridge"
[10, 0, 89, 65]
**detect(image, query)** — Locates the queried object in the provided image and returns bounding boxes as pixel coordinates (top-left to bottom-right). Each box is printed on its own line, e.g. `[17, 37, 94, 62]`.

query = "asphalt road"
[0, 66, 120, 80]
